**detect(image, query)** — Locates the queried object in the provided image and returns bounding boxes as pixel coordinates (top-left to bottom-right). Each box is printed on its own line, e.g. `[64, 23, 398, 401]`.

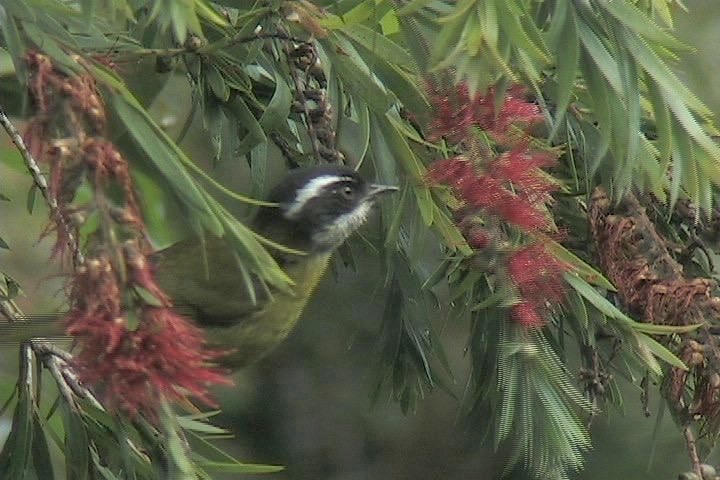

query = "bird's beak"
[367, 184, 399, 199]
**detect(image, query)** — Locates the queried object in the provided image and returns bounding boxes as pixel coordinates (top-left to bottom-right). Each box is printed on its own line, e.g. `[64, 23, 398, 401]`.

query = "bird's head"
[254, 165, 398, 253]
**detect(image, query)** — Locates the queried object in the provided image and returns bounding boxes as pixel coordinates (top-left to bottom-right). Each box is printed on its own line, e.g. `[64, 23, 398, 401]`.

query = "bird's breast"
[203, 253, 331, 368]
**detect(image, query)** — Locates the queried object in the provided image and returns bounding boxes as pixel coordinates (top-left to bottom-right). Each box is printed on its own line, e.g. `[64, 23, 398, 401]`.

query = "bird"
[0, 164, 398, 368]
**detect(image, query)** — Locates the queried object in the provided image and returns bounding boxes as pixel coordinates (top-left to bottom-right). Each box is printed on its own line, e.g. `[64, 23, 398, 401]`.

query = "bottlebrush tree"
[0, 1, 719, 479]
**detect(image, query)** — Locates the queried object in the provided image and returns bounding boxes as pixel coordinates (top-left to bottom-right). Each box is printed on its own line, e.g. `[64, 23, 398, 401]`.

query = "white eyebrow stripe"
[284, 175, 355, 219]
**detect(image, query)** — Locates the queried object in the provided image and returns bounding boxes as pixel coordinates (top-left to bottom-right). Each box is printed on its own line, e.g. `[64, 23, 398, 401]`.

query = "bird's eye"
[340, 186, 354, 199]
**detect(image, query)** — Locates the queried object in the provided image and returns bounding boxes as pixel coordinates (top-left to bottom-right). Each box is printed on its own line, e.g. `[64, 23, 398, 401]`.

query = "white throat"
[311, 202, 372, 251]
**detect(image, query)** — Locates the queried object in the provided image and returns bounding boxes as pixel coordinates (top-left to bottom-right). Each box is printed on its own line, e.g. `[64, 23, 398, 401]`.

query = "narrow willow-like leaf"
[258, 67, 292, 131]
[30, 409, 55, 478]
[225, 95, 267, 158]
[1, 7, 28, 82]
[493, 320, 592, 480]
[646, 77, 673, 170]
[110, 93, 224, 235]
[579, 52, 614, 173]
[496, 0, 550, 62]
[637, 333, 687, 370]
[600, 0, 689, 50]
[577, 21, 622, 93]
[395, 0, 435, 16]
[622, 29, 711, 119]
[0, 382, 33, 478]
[564, 273, 634, 324]
[545, 240, 616, 290]
[319, 35, 392, 114]
[342, 24, 415, 68]
[550, 4, 579, 138]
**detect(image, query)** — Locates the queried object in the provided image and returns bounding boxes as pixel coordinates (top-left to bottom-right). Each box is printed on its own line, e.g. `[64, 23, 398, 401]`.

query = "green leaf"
[361, 48, 429, 116]
[497, 1, 550, 63]
[630, 322, 703, 335]
[600, 0, 689, 50]
[194, 460, 284, 474]
[646, 78, 673, 170]
[622, 29, 711, 119]
[546, 240, 615, 291]
[161, 400, 195, 480]
[205, 63, 230, 102]
[550, 4, 579, 137]
[21, 21, 79, 74]
[564, 272, 633, 323]
[0, 381, 33, 479]
[638, 333, 687, 370]
[4, 1, 36, 21]
[30, 409, 55, 478]
[0, 10, 27, 83]
[577, 21, 622, 93]
[395, 0, 435, 16]
[110, 93, 223, 236]
[259, 68, 292, 132]
[341, 24, 415, 69]
[26, 184, 37, 214]
[61, 403, 90, 480]
[209, 199, 293, 292]
[224, 95, 266, 158]
[319, 35, 392, 114]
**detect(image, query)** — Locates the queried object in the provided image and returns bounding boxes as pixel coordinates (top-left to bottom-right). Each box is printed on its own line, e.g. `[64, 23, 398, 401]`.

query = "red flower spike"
[23, 53, 231, 417]
[508, 244, 568, 303]
[64, 249, 232, 416]
[427, 83, 543, 146]
[426, 155, 554, 232]
[511, 301, 545, 327]
[73, 307, 230, 416]
[494, 196, 550, 231]
[506, 243, 569, 328]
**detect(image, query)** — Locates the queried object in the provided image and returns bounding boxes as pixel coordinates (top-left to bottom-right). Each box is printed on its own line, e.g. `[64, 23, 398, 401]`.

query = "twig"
[683, 423, 703, 478]
[0, 105, 84, 266]
[107, 32, 308, 61]
[0, 300, 22, 324]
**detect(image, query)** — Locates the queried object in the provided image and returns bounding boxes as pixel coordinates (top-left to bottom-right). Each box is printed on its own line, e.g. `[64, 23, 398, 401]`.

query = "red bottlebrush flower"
[23, 52, 230, 416]
[511, 301, 545, 327]
[426, 85, 474, 143]
[426, 83, 543, 145]
[489, 146, 557, 194]
[494, 196, 550, 231]
[506, 243, 569, 328]
[425, 155, 555, 232]
[66, 253, 230, 416]
[73, 306, 229, 416]
[425, 157, 475, 185]
[483, 87, 544, 143]
[507, 243, 568, 305]
[65, 255, 126, 353]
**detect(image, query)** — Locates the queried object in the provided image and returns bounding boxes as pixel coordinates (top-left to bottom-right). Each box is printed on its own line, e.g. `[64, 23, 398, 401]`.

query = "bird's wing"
[150, 236, 268, 327]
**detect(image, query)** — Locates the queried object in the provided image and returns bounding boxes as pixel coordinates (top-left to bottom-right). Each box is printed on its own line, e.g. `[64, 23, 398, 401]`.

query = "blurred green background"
[2, 1, 720, 478]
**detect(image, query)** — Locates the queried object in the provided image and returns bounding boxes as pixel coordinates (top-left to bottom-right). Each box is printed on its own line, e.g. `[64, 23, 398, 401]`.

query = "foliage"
[1, 0, 719, 479]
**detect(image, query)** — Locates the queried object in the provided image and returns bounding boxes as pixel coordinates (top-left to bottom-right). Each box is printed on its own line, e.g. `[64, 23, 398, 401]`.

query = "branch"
[108, 32, 309, 62]
[0, 105, 84, 266]
[682, 424, 703, 478]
